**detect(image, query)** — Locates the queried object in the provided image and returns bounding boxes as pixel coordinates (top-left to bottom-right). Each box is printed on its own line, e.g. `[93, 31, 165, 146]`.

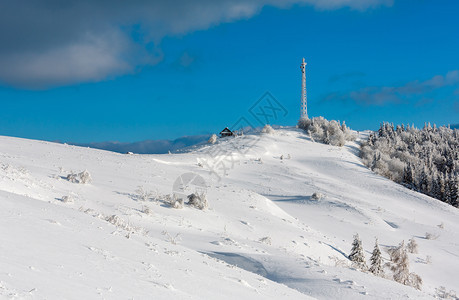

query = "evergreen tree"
[444, 175, 452, 205]
[439, 174, 446, 202]
[348, 233, 367, 270]
[403, 163, 414, 187]
[450, 175, 458, 207]
[430, 174, 440, 199]
[419, 168, 429, 194]
[369, 238, 384, 276]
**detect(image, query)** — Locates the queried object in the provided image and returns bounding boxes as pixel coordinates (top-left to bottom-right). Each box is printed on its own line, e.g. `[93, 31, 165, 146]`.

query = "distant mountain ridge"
[73, 134, 210, 154]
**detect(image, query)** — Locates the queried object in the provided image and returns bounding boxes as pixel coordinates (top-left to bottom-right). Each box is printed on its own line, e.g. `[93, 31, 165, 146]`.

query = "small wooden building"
[220, 127, 233, 138]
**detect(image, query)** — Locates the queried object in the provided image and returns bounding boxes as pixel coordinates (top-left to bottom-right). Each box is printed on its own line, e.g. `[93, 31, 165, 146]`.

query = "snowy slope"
[0, 128, 457, 299]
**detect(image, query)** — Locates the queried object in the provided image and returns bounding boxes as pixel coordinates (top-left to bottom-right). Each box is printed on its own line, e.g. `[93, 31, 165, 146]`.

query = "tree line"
[360, 123, 458, 207]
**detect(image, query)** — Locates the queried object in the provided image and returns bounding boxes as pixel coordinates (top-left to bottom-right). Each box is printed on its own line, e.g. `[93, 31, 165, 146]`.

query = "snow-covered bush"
[66, 173, 79, 183]
[66, 170, 92, 184]
[187, 192, 208, 210]
[262, 124, 275, 134]
[348, 233, 367, 270]
[162, 231, 181, 245]
[407, 238, 418, 254]
[311, 192, 324, 201]
[142, 205, 153, 215]
[135, 186, 153, 202]
[208, 134, 217, 144]
[360, 122, 459, 207]
[61, 195, 73, 203]
[435, 286, 458, 299]
[79, 170, 92, 184]
[425, 255, 432, 264]
[164, 194, 184, 209]
[259, 236, 272, 245]
[425, 232, 439, 240]
[298, 116, 356, 147]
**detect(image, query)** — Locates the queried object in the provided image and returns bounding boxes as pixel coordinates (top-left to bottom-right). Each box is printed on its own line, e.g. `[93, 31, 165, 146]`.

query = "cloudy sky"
[0, 0, 457, 142]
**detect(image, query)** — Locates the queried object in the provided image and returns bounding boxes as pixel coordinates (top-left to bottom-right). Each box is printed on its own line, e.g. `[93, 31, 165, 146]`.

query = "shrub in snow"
[162, 231, 181, 245]
[142, 205, 153, 215]
[259, 236, 272, 245]
[208, 134, 217, 144]
[262, 124, 275, 134]
[66, 170, 92, 184]
[187, 192, 208, 210]
[311, 192, 324, 201]
[298, 116, 356, 147]
[164, 194, 184, 209]
[105, 215, 124, 227]
[79, 170, 92, 184]
[66, 173, 79, 183]
[407, 238, 418, 254]
[435, 286, 458, 299]
[369, 239, 384, 277]
[425, 232, 439, 240]
[135, 186, 153, 202]
[171, 197, 184, 209]
[425, 255, 432, 264]
[61, 195, 73, 203]
[348, 233, 367, 270]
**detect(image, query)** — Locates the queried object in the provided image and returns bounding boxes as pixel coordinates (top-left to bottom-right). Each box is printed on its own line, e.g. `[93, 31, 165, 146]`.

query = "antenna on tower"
[300, 58, 308, 119]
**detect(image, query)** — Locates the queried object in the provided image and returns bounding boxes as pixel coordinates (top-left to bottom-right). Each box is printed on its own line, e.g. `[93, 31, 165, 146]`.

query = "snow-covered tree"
[369, 238, 384, 277]
[360, 122, 458, 207]
[348, 233, 367, 270]
[389, 240, 423, 290]
[298, 116, 356, 147]
[389, 241, 410, 285]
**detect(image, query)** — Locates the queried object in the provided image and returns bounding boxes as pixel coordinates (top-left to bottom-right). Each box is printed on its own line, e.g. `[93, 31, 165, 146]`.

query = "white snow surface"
[0, 128, 458, 299]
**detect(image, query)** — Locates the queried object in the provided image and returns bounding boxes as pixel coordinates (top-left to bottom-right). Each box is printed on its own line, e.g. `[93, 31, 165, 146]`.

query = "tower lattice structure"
[300, 58, 308, 119]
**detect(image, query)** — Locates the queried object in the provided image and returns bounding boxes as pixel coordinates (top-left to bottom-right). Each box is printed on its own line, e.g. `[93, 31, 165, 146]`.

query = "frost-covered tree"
[348, 233, 367, 270]
[298, 116, 356, 147]
[369, 238, 384, 277]
[360, 122, 458, 207]
[389, 241, 410, 285]
[389, 240, 422, 290]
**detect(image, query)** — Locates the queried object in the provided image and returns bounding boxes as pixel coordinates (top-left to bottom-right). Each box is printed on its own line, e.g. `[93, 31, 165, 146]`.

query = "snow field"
[0, 128, 458, 299]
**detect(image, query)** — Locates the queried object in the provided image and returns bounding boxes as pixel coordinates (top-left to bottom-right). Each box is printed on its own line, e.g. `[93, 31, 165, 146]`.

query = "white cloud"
[323, 70, 459, 105]
[0, 0, 393, 88]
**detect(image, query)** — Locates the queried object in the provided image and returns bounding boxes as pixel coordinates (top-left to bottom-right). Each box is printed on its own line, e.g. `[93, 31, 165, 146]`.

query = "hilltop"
[0, 127, 458, 299]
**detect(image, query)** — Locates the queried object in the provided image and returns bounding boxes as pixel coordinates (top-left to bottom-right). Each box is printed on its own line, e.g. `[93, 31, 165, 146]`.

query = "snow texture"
[0, 127, 457, 299]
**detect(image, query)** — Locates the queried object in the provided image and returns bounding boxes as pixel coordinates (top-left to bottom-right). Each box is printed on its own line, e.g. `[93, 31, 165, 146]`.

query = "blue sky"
[0, 0, 458, 143]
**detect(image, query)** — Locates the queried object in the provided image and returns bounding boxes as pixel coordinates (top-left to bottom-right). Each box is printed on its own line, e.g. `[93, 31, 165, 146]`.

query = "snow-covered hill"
[0, 128, 458, 299]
